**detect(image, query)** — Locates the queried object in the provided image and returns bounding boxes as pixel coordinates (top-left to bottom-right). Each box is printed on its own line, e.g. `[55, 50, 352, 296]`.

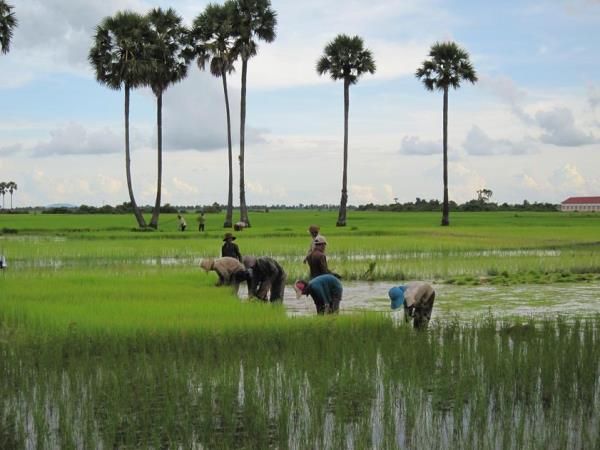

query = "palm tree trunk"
[125, 85, 147, 228]
[222, 70, 234, 229]
[336, 78, 350, 227]
[9, 193, 12, 209]
[441, 86, 449, 226]
[150, 91, 163, 229]
[239, 57, 250, 227]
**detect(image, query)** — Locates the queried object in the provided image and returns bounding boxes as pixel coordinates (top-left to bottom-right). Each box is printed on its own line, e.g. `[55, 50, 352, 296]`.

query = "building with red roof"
[560, 196, 600, 212]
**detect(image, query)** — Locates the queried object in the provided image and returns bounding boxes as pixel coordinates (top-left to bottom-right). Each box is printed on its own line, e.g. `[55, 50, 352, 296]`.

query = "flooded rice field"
[252, 281, 600, 319]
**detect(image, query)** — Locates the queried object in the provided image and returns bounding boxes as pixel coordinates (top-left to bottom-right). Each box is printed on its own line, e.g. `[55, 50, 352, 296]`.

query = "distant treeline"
[357, 198, 558, 212]
[1, 199, 562, 214]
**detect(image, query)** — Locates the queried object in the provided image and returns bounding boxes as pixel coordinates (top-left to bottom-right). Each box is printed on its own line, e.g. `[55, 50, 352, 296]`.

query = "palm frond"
[316, 34, 377, 84]
[0, 1, 17, 54]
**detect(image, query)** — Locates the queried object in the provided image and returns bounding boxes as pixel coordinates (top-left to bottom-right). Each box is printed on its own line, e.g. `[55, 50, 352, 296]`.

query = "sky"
[0, 0, 599, 207]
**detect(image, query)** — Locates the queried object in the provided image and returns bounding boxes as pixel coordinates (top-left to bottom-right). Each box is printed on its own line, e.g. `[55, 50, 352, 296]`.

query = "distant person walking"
[198, 212, 206, 232]
[243, 256, 287, 302]
[388, 282, 436, 330]
[221, 232, 242, 262]
[200, 257, 249, 295]
[294, 274, 343, 315]
[177, 214, 187, 231]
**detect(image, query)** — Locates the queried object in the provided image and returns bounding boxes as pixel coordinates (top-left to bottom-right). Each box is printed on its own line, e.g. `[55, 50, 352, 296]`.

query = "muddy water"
[238, 281, 600, 319]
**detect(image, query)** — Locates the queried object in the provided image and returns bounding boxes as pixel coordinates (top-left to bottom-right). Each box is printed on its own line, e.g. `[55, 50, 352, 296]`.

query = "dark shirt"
[221, 241, 242, 261]
[306, 248, 330, 279]
[248, 257, 285, 297]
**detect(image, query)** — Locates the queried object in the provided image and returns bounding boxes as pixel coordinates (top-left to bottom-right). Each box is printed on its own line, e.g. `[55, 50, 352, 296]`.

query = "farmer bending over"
[388, 282, 436, 330]
[294, 274, 343, 315]
[200, 257, 249, 295]
[243, 256, 287, 302]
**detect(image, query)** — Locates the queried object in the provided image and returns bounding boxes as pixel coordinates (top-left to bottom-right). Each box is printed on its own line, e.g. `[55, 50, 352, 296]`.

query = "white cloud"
[383, 184, 395, 202]
[400, 135, 440, 155]
[478, 75, 534, 124]
[590, 83, 600, 111]
[535, 107, 598, 146]
[3, 0, 149, 87]
[11, 123, 124, 157]
[97, 174, 123, 195]
[519, 173, 542, 190]
[550, 164, 586, 191]
[160, 70, 267, 152]
[447, 162, 487, 203]
[463, 125, 537, 155]
[171, 177, 199, 195]
[246, 181, 287, 200]
[350, 184, 378, 204]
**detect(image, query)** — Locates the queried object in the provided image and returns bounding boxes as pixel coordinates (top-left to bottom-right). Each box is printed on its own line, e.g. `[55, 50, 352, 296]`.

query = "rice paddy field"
[1, 210, 599, 449]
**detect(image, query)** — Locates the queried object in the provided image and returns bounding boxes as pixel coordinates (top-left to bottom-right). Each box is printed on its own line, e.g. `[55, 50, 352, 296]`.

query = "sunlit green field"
[2, 210, 600, 281]
[1, 210, 599, 448]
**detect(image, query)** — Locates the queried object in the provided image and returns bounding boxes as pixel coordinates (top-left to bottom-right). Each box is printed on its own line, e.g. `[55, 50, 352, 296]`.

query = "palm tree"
[0, 182, 6, 209]
[317, 34, 376, 227]
[231, 0, 277, 228]
[191, 2, 238, 228]
[7, 181, 16, 209]
[416, 41, 477, 226]
[0, 1, 17, 54]
[89, 11, 149, 228]
[145, 8, 190, 229]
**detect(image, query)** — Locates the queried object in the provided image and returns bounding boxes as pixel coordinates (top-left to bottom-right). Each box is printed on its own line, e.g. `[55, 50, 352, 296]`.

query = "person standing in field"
[388, 282, 436, 330]
[303, 225, 324, 263]
[221, 232, 242, 261]
[177, 214, 187, 231]
[294, 274, 343, 315]
[305, 236, 339, 280]
[197, 212, 205, 232]
[200, 257, 249, 295]
[243, 255, 287, 302]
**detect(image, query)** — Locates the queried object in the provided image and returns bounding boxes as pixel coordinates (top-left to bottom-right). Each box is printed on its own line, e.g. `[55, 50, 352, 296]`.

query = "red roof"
[562, 196, 600, 204]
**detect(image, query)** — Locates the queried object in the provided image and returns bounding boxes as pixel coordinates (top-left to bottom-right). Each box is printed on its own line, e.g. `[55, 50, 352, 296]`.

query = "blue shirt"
[308, 274, 343, 304]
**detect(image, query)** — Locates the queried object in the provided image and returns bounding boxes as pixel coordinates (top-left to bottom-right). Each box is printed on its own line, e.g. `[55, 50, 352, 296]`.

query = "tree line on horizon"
[10, 198, 559, 216]
[1, 0, 478, 228]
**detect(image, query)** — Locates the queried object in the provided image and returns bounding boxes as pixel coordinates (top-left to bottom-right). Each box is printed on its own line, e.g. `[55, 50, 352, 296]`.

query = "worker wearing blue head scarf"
[388, 282, 436, 329]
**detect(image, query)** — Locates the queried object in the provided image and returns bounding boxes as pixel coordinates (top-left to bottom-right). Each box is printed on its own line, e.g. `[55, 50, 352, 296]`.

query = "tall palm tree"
[191, 2, 238, 228]
[89, 11, 149, 228]
[145, 8, 190, 229]
[231, 0, 277, 228]
[7, 181, 16, 209]
[0, 182, 6, 209]
[416, 41, 477, 226]
[0, 1, 17, 54]
[317, 34, 376, 227]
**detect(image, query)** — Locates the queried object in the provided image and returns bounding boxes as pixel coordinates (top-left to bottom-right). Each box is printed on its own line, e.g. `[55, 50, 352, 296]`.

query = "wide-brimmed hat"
[294, 280, 307, 299]
[313, 236, 327, 245]
[223, 232, 236, 241]
[200, 259, 213, 272]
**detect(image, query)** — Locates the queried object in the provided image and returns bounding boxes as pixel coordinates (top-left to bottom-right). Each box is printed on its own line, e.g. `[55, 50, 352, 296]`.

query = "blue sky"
[0, 0, 599, 207]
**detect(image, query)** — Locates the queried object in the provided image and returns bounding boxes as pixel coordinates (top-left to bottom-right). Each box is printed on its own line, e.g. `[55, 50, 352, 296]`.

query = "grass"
[1, 210, 599, 448]
[1, 315, 599, 449]
[2, 210, 600, 281]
